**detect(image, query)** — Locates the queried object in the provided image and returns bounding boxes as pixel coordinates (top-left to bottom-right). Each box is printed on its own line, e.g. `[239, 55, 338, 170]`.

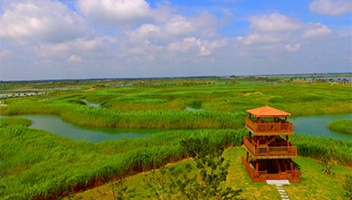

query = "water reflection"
[290, 113, 352, 140]
[1, 114, 153, 143]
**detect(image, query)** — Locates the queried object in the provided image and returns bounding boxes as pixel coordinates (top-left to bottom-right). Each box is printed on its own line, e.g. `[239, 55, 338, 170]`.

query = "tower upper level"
[245, 106, 294, 135]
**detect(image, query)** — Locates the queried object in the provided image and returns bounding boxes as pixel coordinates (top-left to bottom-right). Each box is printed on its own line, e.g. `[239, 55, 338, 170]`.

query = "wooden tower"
[242, 106, 301, 182]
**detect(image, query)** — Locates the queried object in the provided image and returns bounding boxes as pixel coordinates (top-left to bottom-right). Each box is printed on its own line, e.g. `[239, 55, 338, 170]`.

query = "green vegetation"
[0, 78, 351, 199]
[343, 174, 352, 200]
[0, 117, 32, 127]
[290, 134, 352, 165]
[328, 119, 352, 134]
[123, 138, 242, 200]
[76, 147, 352, 200]
[1, 80, 351, 130]
[0, 119, 246, 199]
[1, 117, 351, 199]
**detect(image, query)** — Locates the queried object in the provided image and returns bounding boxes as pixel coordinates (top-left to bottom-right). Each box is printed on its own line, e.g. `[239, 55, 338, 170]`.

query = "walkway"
[266, 180, 290, 200]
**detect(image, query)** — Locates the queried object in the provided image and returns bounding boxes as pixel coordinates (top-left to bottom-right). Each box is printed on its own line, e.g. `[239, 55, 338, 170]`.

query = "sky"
[0, 0, 351, 80]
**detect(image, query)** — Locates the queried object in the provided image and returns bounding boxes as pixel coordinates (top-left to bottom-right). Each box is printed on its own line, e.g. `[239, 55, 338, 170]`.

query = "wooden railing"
[242, 157, 257, 178]
[242, 157, 301, 182]
[245, 118, 293, 133]
[243, 137, 297, 157]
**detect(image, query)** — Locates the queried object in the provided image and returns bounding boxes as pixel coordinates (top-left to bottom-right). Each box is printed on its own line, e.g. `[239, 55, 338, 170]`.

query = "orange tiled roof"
[246, 106, 291, 117]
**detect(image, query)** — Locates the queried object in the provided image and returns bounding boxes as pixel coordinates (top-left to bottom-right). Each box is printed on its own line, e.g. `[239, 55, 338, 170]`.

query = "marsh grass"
[328, 119, 352, 134]
[0, 119, 246, 199]
[290, 134, 352, 165]
[1, 81, 351, 130]
[1, 79, 352, 199]
[1, 118, 351, 199]
[0, 117, 32, 127]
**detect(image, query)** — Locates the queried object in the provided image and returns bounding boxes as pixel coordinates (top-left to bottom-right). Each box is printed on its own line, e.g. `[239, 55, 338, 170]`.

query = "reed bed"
[1, 121, 351, 199]
[0, 118, 247, 199]
[328, 119, 352, 134]
[1, 80, 351, 199]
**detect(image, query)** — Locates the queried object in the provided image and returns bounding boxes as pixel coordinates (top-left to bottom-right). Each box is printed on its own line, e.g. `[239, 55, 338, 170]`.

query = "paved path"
[266, 180, 290, 200]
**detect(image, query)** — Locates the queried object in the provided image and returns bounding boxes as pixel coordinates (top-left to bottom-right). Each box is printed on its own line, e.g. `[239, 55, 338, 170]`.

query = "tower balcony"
[243, 137, 298, 159]
[245, 118, 294, 135]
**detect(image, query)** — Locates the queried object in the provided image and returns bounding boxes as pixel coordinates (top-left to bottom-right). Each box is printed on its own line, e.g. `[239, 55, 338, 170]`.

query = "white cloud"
[285, 43, 301, 52]
[309, 0, 351, 16]
[77, 0, 152, 24]
[0, 49, 12, 60]
[242, 32, 289, 45]
[0, 1, 350, 80]
[167, 37, 227, 56]
[73, 38, 110, 51]
[68, 55, 84, 63]
[33, 37, 116, 57]
[239, 13, 301, 45]
[0, 0, 87, 43]
[241, 13, 333, 45]
[249, 13, 301, 32]
[129, 24, 160, 39]
[302, 23, 332, 39]
[49, 43, 71, 52]
[165, 15, 195, 36]
[164, 13, 219, 38]
[167, 37, 197, 52]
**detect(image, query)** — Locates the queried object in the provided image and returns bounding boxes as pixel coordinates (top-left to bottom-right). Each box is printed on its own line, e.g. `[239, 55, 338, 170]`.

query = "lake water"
[1, 114, 153, 143]
[82, 100, 100, 108]
[1, 113, 351, 142]
[290, 113, 352, 140]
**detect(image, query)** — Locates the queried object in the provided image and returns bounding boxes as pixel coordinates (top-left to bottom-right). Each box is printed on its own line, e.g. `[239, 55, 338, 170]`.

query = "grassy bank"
[1, 79, 352, 199]
[75, 147, 352, 200]
[328, 119, 352, 134]
[0, 118, 246, 199]
[1, 117, 352, 199]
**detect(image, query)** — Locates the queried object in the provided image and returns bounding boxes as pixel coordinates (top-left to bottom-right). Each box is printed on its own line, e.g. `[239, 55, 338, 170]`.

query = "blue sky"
[0, 0, 351, 80]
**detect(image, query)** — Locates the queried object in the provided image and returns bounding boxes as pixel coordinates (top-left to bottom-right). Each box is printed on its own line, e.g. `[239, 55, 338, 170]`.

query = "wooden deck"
[245, 118, 294, 135]
[242, 157, 301, 182]
[243, 137, 298, 159]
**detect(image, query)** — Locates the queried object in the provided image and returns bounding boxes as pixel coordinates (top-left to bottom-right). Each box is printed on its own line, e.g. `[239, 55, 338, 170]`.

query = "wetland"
[1, 76, 351, 199]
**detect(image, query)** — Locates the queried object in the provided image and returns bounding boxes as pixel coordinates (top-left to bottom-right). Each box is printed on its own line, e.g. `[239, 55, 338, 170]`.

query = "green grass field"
[74, 147, 351, 200]
[1, 80, 351, 130]
[0, 78, 351, 199]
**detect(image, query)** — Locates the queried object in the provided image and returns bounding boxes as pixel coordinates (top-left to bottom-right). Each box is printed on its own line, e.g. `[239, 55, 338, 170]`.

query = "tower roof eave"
[246, 105, 291, 117]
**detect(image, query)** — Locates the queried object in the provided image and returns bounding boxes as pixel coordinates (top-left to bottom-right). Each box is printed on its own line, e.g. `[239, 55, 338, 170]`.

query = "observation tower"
[242, 106, 301, 182]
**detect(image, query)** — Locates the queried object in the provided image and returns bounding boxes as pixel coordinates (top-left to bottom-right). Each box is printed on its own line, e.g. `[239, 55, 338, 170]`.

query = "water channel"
[290, 113, 351, 140]
[1, 114, 153, 143]
[1, 113, 351, 143]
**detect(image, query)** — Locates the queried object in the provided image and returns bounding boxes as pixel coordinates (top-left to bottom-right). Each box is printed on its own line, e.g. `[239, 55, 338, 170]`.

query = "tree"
[95, 137, 242, 199]
[321, 156, 335, 175]
[146, 137, 242, 200]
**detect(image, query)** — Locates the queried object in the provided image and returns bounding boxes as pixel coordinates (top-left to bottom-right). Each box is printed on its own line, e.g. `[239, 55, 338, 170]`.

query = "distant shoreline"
[1, 72, 351, 83]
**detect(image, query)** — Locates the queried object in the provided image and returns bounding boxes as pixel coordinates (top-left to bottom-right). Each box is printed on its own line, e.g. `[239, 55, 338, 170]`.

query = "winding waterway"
[1, 114, 153, 143]
[1, 113, 351, 142]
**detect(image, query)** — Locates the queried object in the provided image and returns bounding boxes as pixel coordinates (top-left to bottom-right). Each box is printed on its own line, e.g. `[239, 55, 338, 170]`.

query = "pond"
[1, 113, 351, 143]
[185, 106, 204, 111]
[290, 113, 352, 140]
[81, 100, 100, 108]
[1, 114, 153, 143]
